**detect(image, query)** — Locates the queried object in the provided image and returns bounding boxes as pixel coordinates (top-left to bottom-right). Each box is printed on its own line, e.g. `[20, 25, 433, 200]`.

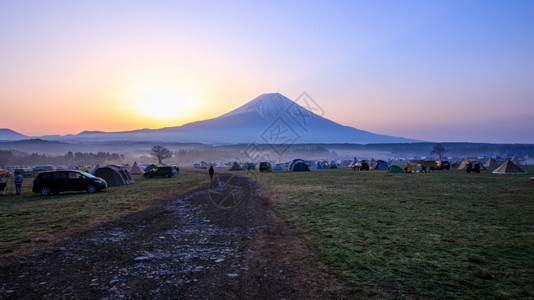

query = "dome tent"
[387, 165, 405, 173]
[288, 159, 310, 172]
[93, 165, 134, 186]
[313, 161, 324, 169]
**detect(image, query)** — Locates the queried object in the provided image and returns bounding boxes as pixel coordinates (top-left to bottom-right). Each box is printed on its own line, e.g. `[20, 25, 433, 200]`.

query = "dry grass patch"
[259, 167, 534, 298]
[0, 171, 207, 257]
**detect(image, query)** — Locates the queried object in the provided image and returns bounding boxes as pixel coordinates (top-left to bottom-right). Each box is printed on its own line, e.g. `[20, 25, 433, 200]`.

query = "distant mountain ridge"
[0, 128, 28, 141]
[7, 93, 419, 144]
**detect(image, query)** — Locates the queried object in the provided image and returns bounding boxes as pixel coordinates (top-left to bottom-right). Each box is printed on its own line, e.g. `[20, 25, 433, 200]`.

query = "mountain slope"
[0, 128, 28, 141]
[41, 93, 418, 144]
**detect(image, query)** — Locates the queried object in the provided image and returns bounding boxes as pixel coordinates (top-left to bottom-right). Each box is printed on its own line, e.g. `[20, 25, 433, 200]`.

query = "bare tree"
[151, 145, 172, 164]
[430, 143, 448, 160]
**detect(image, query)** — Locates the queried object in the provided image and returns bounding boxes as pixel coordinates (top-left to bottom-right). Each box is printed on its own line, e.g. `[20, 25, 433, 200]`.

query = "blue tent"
[313, 161, 324, 169]
[272, 164, 283, 171]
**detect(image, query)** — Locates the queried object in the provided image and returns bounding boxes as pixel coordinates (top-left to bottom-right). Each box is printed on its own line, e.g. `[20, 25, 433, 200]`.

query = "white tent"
[216, 161, 227, 169]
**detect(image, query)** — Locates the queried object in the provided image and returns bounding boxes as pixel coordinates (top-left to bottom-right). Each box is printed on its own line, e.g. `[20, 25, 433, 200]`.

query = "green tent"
[387, 165, 405, 173]
[145, 164, 167, 172]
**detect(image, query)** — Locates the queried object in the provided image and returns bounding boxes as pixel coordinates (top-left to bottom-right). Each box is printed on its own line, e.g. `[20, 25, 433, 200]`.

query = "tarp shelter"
[492, 159, 528, 175]
[484, 158, 499, 168]
[272, 164, 283, 171]
[371, 160, 389, 170]
[313, 161, 324, 169]
[93, 165, 134, 186]
[32, 166, 54, 177]
[387, 165, 405, 173]
[229, 162, 243, 171]
[129, 161, 144, 175]
[216, 162, 227, 169]
[458, 159, 485, 170]
[289, 159, 310, 172]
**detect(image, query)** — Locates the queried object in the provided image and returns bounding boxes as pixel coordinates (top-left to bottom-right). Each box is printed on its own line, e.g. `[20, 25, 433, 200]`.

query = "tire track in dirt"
[0, 174, 341, 299]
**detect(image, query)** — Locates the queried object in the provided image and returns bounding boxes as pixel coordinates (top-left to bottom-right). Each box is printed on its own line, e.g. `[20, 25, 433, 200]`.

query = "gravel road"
[0, 174, 339, 299]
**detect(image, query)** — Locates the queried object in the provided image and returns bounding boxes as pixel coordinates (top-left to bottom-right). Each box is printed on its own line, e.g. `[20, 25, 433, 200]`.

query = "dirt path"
[0, 174, 340, 299]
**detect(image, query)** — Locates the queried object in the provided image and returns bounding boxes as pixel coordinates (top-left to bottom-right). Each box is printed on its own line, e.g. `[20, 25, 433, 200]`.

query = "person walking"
[208, 165, 214, 180]
[14, 172, 23, 195]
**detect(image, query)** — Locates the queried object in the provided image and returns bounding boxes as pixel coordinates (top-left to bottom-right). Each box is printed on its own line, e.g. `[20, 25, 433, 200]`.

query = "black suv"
[33, 170, 107, 195]
[143, 166, 174, 178]
[437, 160, 450, 170]
[259, 162, 272, 172]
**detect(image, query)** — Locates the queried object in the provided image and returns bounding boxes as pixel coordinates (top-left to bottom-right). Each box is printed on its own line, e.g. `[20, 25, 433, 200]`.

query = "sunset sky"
[1, 1, 533, 143]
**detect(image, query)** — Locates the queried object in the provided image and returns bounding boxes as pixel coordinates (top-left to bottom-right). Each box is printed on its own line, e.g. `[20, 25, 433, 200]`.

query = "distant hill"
[39, 93, 419, 144]
[0, 128, 28, 141]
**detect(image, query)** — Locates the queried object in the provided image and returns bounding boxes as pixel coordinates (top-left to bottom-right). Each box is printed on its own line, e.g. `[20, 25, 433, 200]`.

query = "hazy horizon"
[1, 1, 533, 143]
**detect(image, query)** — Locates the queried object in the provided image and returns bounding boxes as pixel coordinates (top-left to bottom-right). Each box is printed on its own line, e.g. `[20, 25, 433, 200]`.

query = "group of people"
[0, 172, 24, 195]
[465, 162, 481, 173]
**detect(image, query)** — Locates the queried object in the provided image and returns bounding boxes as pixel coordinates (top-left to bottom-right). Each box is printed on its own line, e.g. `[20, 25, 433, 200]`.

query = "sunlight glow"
[130, 84, 192, 120]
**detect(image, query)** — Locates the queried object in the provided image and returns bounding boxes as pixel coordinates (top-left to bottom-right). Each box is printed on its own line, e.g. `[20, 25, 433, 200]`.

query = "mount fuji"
[42, 93, 418, 144]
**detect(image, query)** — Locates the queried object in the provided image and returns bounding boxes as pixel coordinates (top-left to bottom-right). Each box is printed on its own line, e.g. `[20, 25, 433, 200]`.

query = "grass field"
[259, 166, 534, 298]
[0, 171, 208, 257]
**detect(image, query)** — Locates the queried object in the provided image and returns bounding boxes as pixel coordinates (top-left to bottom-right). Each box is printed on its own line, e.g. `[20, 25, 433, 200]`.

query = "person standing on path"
[14, 172, 23, 195]
[208, 165, 214, 180]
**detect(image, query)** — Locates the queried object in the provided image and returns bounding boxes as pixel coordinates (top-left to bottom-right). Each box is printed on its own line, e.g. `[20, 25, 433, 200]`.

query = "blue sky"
[1, 0, 533, 143]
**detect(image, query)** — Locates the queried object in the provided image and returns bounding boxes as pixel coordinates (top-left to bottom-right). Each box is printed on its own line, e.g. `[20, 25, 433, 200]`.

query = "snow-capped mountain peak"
[218, 93, 300, 119]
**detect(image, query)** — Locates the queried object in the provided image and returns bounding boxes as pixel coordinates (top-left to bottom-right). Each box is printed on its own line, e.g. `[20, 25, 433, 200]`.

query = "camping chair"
[530, 177, 534, 183]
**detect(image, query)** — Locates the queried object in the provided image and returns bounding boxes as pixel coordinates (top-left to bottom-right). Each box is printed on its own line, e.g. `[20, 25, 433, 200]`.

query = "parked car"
[259, 162, 272, 172]
[143, 166, 174, 178]
[437, 160, 451, 170]
[32, 170, 107, 195]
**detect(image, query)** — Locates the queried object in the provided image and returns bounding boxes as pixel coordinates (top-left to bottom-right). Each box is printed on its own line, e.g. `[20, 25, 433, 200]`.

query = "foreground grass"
[260, 167, 534, 298]
[0, 171, 207, 257]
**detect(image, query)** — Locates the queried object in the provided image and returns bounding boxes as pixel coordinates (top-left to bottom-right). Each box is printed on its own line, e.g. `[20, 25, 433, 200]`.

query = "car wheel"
[41, 186, 51, 196]
[87, 185, 96, 193]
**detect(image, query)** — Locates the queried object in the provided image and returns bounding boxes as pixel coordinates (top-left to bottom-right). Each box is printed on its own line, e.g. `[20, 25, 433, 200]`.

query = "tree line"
[0, 150, 125, 167]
